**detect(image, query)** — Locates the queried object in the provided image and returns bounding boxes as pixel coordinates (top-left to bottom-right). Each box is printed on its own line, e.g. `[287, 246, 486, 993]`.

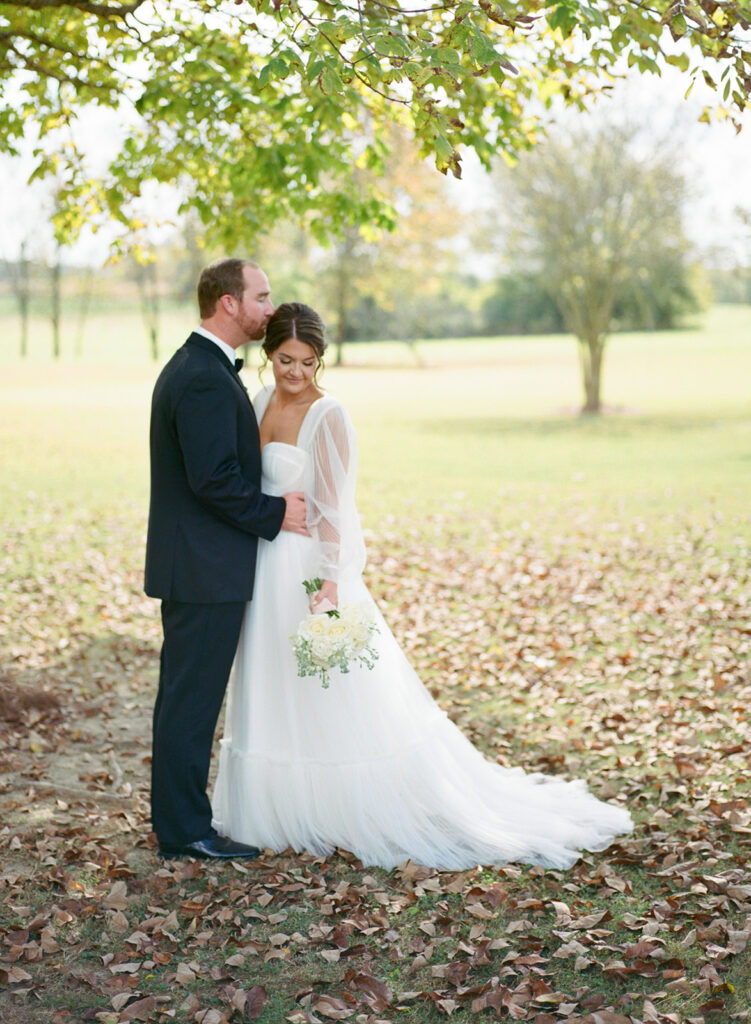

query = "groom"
[145, 258, 308, 860]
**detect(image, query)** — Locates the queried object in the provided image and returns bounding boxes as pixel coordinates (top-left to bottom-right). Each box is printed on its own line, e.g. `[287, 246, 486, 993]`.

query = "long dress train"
[212, 387, 632, 870]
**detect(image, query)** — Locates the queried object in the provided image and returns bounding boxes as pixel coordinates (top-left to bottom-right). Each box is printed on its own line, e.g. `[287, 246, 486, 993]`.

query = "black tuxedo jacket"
[144, 332, 286, 602]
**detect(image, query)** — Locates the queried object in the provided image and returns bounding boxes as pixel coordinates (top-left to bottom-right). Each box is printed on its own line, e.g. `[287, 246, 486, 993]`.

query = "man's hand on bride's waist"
[281, 492, 310, 536]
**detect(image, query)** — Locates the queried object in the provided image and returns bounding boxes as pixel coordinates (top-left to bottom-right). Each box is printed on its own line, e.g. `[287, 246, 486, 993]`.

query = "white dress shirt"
[193, 325, 238, 367]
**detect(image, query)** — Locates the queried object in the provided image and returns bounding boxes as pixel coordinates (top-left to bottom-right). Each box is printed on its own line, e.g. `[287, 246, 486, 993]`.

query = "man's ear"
[220, 293, 237, 316]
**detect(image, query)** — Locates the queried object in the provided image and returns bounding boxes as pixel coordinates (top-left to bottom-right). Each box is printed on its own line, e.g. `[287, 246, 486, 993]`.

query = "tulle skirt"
[212, 531, 632, 870]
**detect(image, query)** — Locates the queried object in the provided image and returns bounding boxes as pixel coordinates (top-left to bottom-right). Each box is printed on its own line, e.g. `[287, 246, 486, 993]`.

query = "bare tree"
[74, 266, 95, 357]
[734, 206, 751, 304]
[499, 124, 693, 414]
[327, 225, 366, 367]
[49, 245, 62, 359]
[132, 258, 161, 361]
[5, 240, 32, 358]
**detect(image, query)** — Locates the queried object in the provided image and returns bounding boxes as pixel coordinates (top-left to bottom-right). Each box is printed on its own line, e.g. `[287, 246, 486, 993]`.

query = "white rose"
[350, 623, 372, 650]
[299, 614, 328, 642]
[311, 636, 336, 662]
[342, 604, 365, 626]
[327, 620, 350, 645]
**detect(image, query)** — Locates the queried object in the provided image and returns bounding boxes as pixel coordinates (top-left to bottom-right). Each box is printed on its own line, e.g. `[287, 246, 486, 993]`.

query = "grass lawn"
[0, 303, 750, 1023]
[1, 303, 749, 519]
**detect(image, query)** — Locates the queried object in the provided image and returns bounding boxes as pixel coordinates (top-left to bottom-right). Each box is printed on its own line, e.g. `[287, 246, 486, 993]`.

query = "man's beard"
[238, 313, 266, 343]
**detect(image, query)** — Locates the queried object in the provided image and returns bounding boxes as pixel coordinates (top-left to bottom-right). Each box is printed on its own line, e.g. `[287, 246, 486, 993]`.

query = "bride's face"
[270, 338, 319, 396]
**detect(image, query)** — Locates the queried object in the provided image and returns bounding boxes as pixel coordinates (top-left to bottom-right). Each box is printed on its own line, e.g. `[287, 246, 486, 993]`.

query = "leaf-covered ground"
[1, 499, 750, 1024]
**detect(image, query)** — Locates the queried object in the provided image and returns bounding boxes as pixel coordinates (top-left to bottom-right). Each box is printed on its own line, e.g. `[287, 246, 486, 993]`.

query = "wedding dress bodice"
[261, 443, 306, 497]
[253, 386, 366, 584]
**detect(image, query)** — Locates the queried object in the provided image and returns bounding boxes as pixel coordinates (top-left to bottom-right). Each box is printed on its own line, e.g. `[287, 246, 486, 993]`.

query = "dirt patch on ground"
[0, 644, 156, 852]
[0, 670, 62, 727]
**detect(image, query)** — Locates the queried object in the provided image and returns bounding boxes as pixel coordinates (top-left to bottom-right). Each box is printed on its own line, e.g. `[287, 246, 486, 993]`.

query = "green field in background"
[0, 303, 749, 547]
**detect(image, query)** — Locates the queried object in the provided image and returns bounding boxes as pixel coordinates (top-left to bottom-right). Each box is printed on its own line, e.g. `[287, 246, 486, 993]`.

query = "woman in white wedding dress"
[212, 303, 632, 871]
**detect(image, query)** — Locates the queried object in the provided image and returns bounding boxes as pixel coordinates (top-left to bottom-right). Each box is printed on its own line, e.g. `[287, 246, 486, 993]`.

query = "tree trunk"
[74, 268, 94, 358]
[3, 245, 32, 356]
[17, 247, 30, 359]
[334, 259, 348, 367]
[19, 293, 29, 358]
[578, 334, 605, 415]
[334, 320, 345, 367]
[50, 257, 61, 359]
[148, 267, 160, 362]
[404, 338, 425, 367]
[136, 261, 161, 361]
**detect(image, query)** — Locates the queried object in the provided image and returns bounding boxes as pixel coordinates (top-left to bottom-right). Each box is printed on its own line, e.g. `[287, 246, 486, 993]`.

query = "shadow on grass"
[418, 409, 750, 440]
[2, 628, 157, 701]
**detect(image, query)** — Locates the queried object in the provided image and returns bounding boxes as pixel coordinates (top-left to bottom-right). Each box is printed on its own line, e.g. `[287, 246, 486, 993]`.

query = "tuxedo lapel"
[185, 332, 250, 402]
[234, 372, 250, 398]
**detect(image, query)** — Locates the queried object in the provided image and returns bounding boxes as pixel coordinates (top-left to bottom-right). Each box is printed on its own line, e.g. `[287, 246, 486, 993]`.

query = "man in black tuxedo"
[145, 258, 307, 860]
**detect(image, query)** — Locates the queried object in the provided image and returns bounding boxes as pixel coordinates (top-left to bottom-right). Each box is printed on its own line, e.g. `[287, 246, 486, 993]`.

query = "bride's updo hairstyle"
[261, 302, 327, 382]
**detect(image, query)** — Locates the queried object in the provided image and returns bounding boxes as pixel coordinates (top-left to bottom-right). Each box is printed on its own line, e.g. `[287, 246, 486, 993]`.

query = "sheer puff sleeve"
[304, 400, 366, 584]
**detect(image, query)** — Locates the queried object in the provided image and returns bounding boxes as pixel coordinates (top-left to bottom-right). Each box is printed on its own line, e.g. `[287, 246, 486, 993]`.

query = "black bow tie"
[235, 358, 244, 372]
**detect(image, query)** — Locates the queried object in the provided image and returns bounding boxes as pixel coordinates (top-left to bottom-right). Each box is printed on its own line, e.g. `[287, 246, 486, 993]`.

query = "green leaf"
[321, 65, 344, 95]
[666, 53, 690, 72]
[670, 13, 688, 38]
[470, 27, 498, 67]
[259, 56, 289, 88]
[414, 66, 437, 89]
[549, 2, 580, 36]
[447, 22, 471, 49]
[305, 58, 327, 81]
[433, 46, 461, 66]
[433, 132, 454, 165]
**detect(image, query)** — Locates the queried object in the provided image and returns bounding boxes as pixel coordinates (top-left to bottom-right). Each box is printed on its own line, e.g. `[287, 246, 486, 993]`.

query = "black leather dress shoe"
[158, 836, 262, 860]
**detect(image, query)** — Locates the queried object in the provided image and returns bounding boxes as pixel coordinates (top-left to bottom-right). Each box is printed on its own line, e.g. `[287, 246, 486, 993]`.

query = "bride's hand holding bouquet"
[291, 578, 379, 688]
[308, 578, 338, 614]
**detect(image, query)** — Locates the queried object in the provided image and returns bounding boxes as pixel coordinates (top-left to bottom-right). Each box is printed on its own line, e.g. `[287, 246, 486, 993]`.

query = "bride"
[212, 303, 632, 870]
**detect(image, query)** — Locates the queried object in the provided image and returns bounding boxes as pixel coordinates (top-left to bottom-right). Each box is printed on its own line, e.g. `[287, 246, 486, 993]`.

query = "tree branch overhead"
[1, 0, 748, 245]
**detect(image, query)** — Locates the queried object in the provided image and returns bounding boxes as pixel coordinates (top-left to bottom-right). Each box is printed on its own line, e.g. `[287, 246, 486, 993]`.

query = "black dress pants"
[151, 599, 246, 846]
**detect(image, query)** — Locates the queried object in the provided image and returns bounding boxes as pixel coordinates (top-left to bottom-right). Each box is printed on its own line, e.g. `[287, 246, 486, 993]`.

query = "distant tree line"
[0, 253, 714, 344]
[336, 264, 708, 344]
[709, 268, 751, 304]
[0, 255, 193, 361]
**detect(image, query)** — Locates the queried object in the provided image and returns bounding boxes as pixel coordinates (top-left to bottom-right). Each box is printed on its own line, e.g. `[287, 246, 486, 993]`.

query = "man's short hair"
[197, 258, 258, 318]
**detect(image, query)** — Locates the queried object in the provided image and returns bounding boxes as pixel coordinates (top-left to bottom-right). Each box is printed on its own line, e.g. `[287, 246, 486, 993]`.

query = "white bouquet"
[290, 579, 380, 689]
